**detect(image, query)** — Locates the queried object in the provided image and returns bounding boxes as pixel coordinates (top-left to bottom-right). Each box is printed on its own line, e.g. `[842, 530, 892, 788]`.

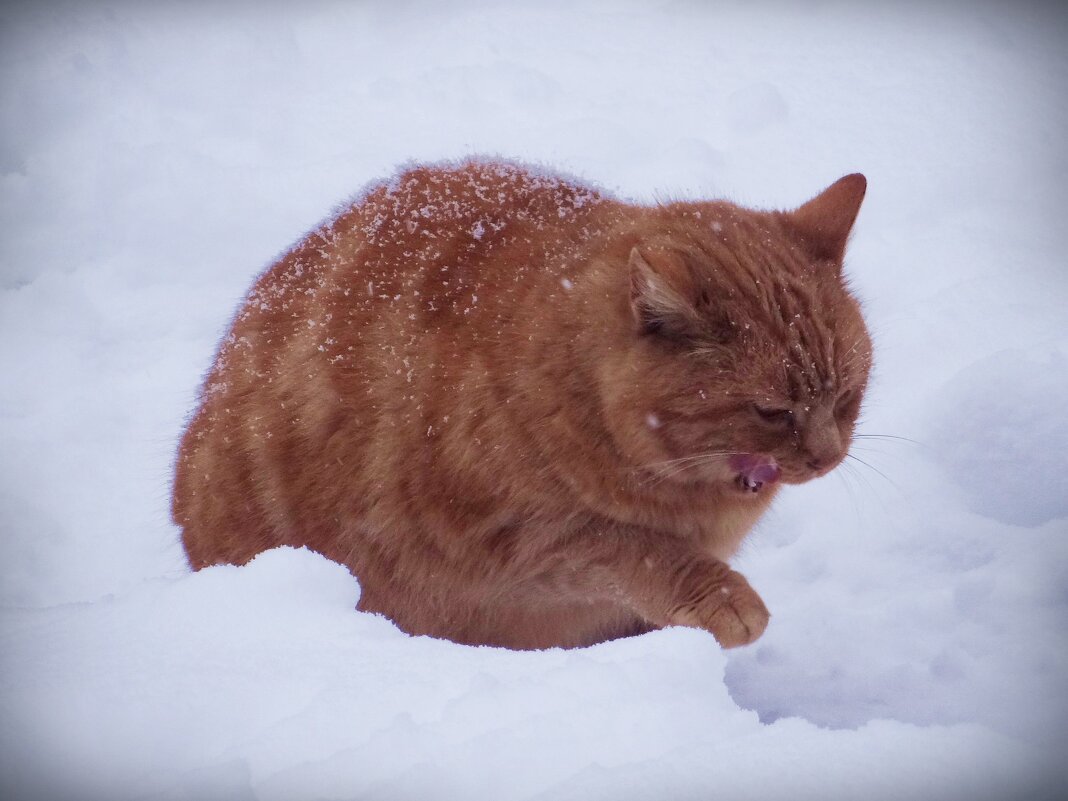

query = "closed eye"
[753, 404, 794, 425]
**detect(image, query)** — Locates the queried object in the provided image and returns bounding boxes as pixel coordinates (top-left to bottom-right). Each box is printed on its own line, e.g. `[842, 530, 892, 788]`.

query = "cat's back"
[173, 160, 617, 569]
[354, 159, 608, 255]
[343, 160, 611, 322]
[227, 161, 613, 346]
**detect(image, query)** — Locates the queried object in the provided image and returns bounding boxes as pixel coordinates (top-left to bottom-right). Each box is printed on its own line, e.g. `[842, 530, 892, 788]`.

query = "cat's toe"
[706, 579, 770, 648]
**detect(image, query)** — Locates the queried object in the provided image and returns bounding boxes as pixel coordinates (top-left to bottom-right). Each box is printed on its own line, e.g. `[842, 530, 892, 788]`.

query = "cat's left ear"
[628, 246, 701, 339]
[787, 174, 866, 265]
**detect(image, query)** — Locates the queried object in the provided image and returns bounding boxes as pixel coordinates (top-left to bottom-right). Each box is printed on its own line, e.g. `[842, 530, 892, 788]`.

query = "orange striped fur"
[173, 160, 871, 649]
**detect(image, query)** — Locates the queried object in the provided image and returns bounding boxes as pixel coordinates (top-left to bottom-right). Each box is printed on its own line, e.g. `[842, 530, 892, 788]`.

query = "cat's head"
[602, 175, 872, 496]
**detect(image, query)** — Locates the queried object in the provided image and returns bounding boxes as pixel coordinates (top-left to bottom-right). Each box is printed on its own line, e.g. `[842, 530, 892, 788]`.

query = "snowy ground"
[2, 2, 1066, 800]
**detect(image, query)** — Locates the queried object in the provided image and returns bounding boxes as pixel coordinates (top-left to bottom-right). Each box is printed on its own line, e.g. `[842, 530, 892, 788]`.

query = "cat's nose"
[804, 453, 842, 472]
[803, 443, 841, 473]
[800, 407, 842, 472]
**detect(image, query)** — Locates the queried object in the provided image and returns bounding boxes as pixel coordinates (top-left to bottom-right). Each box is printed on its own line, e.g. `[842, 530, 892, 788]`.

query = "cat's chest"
[684, 489, 778, 560]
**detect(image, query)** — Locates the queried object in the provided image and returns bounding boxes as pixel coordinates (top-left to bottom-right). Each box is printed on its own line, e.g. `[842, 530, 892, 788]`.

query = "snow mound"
[927, 347, 1068, 527]
[0, 547, 1052, 801]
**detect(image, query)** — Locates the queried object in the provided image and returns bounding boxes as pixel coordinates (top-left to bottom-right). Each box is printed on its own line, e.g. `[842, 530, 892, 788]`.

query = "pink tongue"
[729, 454, 781, 484]
[750, 462, 781, 484]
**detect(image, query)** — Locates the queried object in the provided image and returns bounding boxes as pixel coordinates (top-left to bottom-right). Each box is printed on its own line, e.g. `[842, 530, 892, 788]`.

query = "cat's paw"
[705, 573, 770, 647]
[672, 570, 769, 648]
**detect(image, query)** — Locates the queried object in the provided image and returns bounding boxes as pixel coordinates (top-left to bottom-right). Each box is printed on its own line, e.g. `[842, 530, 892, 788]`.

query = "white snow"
[1, 2, 1066, 800]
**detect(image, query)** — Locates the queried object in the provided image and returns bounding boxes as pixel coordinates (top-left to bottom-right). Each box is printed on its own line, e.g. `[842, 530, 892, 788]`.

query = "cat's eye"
[753, 404, 794, 425]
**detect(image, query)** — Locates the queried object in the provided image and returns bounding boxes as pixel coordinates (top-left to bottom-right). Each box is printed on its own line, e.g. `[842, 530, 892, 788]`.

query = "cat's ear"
[788, 173, 866, 264]
[629, 246, 700, 339]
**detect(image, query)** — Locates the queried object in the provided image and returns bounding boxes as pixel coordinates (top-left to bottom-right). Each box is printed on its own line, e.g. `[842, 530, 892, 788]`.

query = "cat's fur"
[173, 160, 871, 650]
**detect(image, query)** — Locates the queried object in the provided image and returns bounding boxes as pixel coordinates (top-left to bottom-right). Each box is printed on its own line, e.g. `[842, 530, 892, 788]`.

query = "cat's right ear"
[629, 246, 700, 339]
[788, 173, 867, 265]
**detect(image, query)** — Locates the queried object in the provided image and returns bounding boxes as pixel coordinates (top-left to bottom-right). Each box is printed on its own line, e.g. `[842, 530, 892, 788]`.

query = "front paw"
[671, 570, 770, 648]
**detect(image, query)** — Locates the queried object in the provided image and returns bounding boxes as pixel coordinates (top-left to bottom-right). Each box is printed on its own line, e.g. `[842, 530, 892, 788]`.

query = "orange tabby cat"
[173, 159, 871, 650]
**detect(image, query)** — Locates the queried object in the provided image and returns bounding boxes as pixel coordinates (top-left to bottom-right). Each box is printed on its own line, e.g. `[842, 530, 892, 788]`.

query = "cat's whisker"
[643, 460, 710, 486]
[838, 451, 898, 525]
[834, 456, 863, 520]
[838, 455, 878, 503]
[633, 451, 741, 486]
[849, 443, 900, 457]
[645, 461, 713, 487]
[648, 452, 754, 486]
[853, 433, 922, 446]
[644, 460, 717, 487]
[845, 452, 902, 493]
[848, 444, 912, 465]
[634, 451, 741, 471]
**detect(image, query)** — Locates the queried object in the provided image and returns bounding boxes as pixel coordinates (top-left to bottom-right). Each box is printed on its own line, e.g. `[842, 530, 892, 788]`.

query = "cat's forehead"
[772, 294, 872, 400]
[679, 204, 807, 270]
[654, 200, 872, 394]
[662, 203, 845, 297]
[690, 213, 869, 393]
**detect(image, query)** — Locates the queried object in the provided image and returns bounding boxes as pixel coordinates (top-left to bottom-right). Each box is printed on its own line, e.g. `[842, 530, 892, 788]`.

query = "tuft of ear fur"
[629, 246, 700, 338]
[789, 173, 866, 265]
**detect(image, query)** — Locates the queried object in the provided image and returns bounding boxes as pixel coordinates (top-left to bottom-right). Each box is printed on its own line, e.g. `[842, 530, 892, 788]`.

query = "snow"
[1, 2, 1066, 800]
[0, 547, 1046, 801]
